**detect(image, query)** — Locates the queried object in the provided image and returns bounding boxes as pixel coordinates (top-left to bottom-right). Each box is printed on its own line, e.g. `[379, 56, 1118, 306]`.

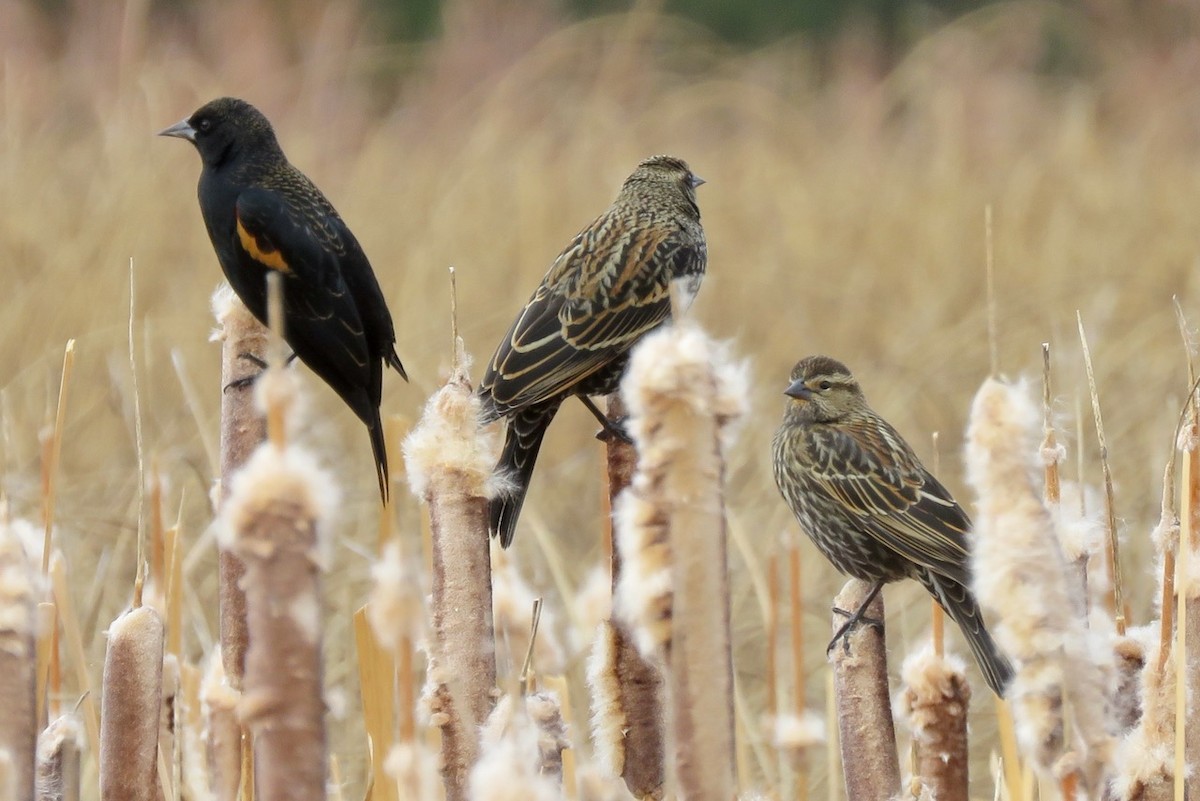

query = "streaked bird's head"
[782, 355, 866, 423]
[618, 155, 704, 214]
[159, 97, 281, 168]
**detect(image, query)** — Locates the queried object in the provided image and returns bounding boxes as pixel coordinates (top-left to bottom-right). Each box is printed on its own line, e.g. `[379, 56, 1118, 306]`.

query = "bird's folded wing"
[807, 423, 973, 583]
[483, 223, 699, 411]
[234, 187, 371, 378]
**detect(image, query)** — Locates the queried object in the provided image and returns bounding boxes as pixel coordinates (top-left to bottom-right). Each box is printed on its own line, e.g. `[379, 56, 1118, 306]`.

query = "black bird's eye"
[818, 380, 832, 390]
[197, 117, 212, 133]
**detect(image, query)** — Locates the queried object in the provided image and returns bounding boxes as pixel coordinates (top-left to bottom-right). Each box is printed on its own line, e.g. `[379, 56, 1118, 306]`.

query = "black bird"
[160, 97, 406, 501]
[479, 155, 707, 547]
[771, 356, 1014, 696]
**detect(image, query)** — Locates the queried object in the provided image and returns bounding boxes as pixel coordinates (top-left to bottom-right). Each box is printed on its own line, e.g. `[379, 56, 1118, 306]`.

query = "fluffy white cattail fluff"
[402, 343, 505, 501]
[965, 377, 1113, 790]
[613, 318, 747, 801]
[480, 692, 571, 781]
[469, 694, 562, 801]
[772, 711, 826, 752]
[1110, 623, 1171, 800]
[612, 322, 747, 657]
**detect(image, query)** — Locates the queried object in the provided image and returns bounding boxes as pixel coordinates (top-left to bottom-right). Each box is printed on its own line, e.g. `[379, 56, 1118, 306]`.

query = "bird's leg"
[827, 581, 885, 656]
[223, 351, 298, 392]
[579, 395, 634, 444]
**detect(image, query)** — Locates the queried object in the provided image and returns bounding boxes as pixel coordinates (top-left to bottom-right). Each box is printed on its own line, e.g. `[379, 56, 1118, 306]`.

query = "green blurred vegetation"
[371, 0, 1004, 47]
[564, 0, 993, 47]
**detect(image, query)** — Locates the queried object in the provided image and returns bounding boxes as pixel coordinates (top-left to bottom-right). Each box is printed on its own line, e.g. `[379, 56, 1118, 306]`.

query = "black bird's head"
[618, 154, 705, 215]
[158, 97, 282, 169]
[783, 355, 867, 424]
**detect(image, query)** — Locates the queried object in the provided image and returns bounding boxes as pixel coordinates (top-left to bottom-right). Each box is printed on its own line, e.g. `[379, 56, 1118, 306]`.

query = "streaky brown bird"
[771, 355, 1013, 696]
[479, 155, 707, 547]
[160, 97, 406, 501]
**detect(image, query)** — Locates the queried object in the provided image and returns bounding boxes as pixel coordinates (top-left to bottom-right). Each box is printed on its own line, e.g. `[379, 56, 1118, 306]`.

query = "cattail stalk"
[220, 435, 335, 801]
[0, 521, 38, 800]
[35, 714, 83, 801]
[613, 317, 745, 801]
[403, 339, 498, 801]
[598, 392, 665, 798]
[897, 646, 970, 801]
[830, 579, 900, 800]
[212, 284, 268, 689]
[966, 377, 1112, 792]
[99, 605, 165, 801]
[211, 280, 274, 801]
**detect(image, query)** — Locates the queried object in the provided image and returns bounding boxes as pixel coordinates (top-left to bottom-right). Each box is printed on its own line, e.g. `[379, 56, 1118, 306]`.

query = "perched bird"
[159, 97, 406, 501]
[771, 356, 1013, 696]
[479, 155, 707, 547]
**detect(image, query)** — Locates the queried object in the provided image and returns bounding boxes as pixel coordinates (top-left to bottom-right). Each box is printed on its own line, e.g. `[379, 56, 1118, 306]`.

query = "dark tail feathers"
[922, 571, 1015, 697]
[386, 345, 408, 383]
[367, 409, 389, 503]
[490, 402, 560, 547]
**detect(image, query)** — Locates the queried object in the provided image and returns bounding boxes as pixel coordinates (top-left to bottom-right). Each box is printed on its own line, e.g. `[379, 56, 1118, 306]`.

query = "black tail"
[368, 408, 389, 504]
[386, 345, 408, 383]
[490, 402, 560, 547]
[921, 570, 1014, 697]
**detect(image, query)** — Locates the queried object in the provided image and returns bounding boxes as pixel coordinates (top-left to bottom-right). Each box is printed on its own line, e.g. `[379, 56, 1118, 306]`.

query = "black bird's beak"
[784, 379, 812, 400]
[158, 118, 197, 142]
[691, 174, 706, 188]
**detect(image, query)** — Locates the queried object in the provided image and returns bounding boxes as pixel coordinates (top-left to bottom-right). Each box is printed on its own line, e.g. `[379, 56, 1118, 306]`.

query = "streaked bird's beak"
[784, 379, 811, 400]
[691, 174, 706, 188]
[158, 118, 197, 142]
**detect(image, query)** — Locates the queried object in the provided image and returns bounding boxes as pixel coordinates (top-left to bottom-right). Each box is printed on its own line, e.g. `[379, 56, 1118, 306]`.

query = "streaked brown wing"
[482, 213, 681, 413]
[805, 418, 972, 583]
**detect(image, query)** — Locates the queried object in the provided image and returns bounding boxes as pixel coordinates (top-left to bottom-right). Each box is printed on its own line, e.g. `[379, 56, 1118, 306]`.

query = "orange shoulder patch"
[236, 217, 290, 273]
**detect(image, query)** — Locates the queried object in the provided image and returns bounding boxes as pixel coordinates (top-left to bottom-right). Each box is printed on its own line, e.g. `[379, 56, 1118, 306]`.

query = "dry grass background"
[5, 0, 1200, 795]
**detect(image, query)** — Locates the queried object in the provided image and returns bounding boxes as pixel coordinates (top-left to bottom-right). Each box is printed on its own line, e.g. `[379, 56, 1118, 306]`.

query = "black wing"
[234, 185, 377, 421]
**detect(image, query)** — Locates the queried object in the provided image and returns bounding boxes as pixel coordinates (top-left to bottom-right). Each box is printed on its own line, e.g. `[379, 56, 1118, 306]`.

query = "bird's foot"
[594, 415, 634, 445]
[825, 581, 886, 656]
[577, 396, 635, 445]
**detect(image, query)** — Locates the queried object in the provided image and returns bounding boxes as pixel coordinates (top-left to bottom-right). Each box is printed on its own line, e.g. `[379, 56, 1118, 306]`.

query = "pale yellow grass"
[2, 0, 1198, 796]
